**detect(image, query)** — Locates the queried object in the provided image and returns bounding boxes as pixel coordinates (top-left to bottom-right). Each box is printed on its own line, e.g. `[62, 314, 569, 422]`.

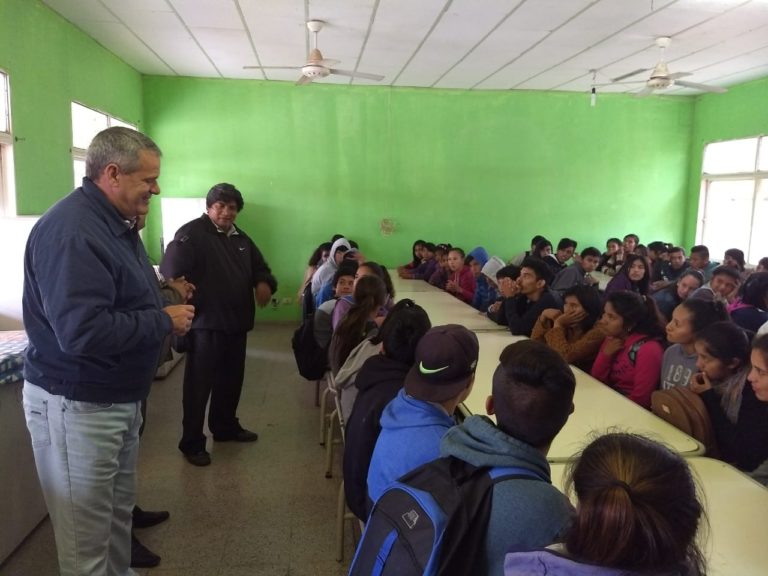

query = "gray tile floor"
[0, 324, 357, 576]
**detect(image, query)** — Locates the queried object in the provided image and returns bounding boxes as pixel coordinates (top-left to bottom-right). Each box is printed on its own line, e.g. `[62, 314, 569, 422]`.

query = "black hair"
[349, 240, 359, 250]
[308, 242, 332, 266]
[695, 321, 750, 368]
[332, 262, 358, 287]
[533, 239, 553, 258]
[520, 256, 554, 285]
[724, 248, 746, 271]
[669, 246, 686, 255]
[614, 254, 651, 295]
[563, 285, 602, 331]
[648, 241, 668, 253]
[371, 299, 432, 365]
[711, 265, 741, 283]
[409, 239, 426, 268]
[496, 264, 521, 281]
[557, 238, 578, 251]
[606, 237, 622, 246]
[605, 291, 665, 338]
[739, 272, 768, 309]
[331, 276, 387, 372]
[759, 257, 768, 270]
[531, 235, 547, 247]
[580, 247, 601, 260]
[331, 234, 345, 242]
[436, 243, 452, 253]
[449, 247, 466, 259]
[492, 340, 575, 448]
[423, 242, 436, 253]
[691, 245, 710, 258]
[679, 299, 730, 333]
[624, 234, 639, 244]
[206, 182, 244, 211]
[359, 261, 395, 299]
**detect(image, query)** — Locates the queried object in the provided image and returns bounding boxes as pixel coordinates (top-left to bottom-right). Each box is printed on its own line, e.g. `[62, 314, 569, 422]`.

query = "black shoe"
[132, 506, 170, 529]
[184, 450, 211, 466]
[131, 533, 161, 568]
[214, 428, 259, 443]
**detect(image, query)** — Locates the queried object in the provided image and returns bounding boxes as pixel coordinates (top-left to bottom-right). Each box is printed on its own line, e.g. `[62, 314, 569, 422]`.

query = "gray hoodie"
[440, 416, 573, 576]
[310, 237, 351, 296]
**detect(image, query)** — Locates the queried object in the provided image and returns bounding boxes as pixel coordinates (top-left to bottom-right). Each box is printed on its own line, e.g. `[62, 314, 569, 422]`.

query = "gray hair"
[85, 126, 161, 179]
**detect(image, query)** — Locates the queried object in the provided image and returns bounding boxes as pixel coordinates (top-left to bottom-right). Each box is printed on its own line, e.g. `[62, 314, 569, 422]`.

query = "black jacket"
[343, 354, 410, 520]
[160, 214, 277, 333]
[503, 289, 562, 337]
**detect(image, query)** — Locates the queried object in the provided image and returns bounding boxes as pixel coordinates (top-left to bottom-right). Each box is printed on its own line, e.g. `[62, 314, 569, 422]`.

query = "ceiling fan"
[244, 20, 384, 85]
[605, 37, 727, 97]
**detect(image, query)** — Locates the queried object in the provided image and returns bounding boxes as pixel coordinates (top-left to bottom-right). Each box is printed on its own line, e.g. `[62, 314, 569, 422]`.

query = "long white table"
[397, 291, 508, 332]
[549, 457, 768, 576]
[461, 331, 703, 461]
[390, 275, 444, 294]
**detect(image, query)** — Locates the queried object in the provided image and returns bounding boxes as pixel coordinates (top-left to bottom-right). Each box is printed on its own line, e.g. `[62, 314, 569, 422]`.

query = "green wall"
[0, 0, 143, 214]
[143, 77, 694, 317]
[684, 76, 768, 243]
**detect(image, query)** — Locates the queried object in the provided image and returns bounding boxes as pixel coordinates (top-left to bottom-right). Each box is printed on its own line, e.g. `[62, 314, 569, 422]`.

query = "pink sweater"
[447, 266, 476, 304]
[591, 332, 663, 409]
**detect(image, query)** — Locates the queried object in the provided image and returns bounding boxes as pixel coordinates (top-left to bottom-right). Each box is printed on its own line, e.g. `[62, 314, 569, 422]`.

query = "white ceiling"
[42, 0, 768, 95]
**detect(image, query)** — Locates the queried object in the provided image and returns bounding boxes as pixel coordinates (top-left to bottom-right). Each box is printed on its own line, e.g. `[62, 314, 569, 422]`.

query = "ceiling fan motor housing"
[302, 64, 329, 78]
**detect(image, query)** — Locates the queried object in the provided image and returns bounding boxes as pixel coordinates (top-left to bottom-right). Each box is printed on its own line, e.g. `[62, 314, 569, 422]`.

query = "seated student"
[467, 246, 494, 311]
[605, 253, 651, 296]
[399, 242, 437, 280]
[505, 432, 706, 576]
[329, 275, 387, 375]
[397, 239, 426, 275]
[487, 265, 521, 324]
[313, 262, 358, 350]
[551, 246, 601, 295]
[690, 264, 741, 303]
[747, 335, 768, 486]
[343, 301, 431, 521]
[723, 247, 746, 275]
[591, 291, 665, 408]
[440, 340, 576, 575]
[647, 241, 668, 283]
[661, 299, 730, 390]
[758, 257, 768, 273]
[332, 261, 392, 329]
[299, 241, 331, 302]
[599, 237, 624, 276]
[428, 244, 452, 289]
[510, 234, 547, 266]
[531, 237, 554, 261]
[310, 237, 350, 296]
[689, 244, 718, 283]
[531, 284, 605, 372]
[503, 258, 561, 336]
[652, 269, 704, 321]
[690, 322, 768, 472]
[366, 325, 479, 506]
[542, 237, 577, 277]
[444, 247, 477, 304]
[481, 255, 506, 291]
[652, 245, 690, 292]
[729, 272, 768, 333]
[315, 250, 360, 307]
[623, 233, 639, 255]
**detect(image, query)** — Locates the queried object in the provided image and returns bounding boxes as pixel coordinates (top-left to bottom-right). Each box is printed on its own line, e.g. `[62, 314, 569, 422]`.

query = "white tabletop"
[549, 457, 768, 576]
[589, 270, 611, 291]
[461, 332, 703, 462]
[396, 291, 508, 332]
[390, 275, 444, 294]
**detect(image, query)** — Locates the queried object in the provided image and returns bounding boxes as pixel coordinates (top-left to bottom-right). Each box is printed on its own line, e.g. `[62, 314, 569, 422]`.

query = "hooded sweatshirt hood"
[311, 237, 351, 295]
[468, 246, 490, 268]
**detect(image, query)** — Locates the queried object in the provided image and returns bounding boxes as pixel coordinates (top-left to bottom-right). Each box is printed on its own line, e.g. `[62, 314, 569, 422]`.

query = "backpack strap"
[628, 337, 650, 365]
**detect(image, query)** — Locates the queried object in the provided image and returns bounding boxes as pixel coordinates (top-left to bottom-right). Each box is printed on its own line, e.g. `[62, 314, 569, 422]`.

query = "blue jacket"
[366, 389, 456, 505]
[23, 179, 172, 403]
[440, 416, 574, 576]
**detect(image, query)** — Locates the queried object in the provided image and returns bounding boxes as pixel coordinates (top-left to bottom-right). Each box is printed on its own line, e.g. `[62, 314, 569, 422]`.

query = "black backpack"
[348, 456, 543, 576]
[291, 313, 328, 381]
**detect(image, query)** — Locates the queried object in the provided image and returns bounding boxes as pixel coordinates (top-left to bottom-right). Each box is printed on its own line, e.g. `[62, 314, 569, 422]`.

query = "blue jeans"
[23, 382, 142, 576]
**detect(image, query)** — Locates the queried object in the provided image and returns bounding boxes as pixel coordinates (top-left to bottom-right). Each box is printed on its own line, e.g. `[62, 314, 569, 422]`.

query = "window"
[697, 136, 767, 265]
[71, 102, 136, 187]
[0, 70, 15, 217]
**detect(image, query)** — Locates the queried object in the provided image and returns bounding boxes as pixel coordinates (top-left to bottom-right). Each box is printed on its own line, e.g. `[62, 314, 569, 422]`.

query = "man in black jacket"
[161, 183, 277, 466]
[504, 257, 562, 337]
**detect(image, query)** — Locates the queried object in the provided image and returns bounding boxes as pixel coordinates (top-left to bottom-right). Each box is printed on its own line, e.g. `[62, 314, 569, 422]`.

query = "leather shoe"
[131, 533, 161, 568]
[214, 428, 259, 442]
[132, 506, 170, 529]
[184, 450, 211, 466]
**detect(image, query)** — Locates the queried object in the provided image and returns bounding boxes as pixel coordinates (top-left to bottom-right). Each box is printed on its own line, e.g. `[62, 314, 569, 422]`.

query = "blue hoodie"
[469, 247, 496, 311]
[504, 548, 676, 576]
[366, 389, 456, 505]
[440, 416, 574, 576]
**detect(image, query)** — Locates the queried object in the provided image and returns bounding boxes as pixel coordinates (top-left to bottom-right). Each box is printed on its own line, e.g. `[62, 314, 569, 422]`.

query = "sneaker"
[213, 428, 259, 442]
[131, 533, 161, 568]
[184, 450, 211, 466]
[132, 506, 170, 529]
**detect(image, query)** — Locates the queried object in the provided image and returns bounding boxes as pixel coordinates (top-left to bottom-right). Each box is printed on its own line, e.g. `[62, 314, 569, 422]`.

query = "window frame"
[0, 69, 15, 217]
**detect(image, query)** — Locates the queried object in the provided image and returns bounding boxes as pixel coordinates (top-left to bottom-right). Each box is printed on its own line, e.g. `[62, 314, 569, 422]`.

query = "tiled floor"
[0, 323, 357, 576]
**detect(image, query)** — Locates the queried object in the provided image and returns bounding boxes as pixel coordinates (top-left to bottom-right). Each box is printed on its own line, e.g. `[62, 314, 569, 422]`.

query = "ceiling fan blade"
[634, 86, 656, 98]
[674, 80, 727, 93]
[243, 65, 302, 70]
[611, 68, 649, 82]
[295, 75, 313, 86]
[668, 71, 692, 80]
[330, 69, 384, 81]
[594, 81, 645, 86]
[317, 59, 340, 67]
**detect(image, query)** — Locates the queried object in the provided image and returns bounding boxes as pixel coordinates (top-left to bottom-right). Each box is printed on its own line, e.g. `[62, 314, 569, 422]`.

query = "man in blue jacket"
[22, 127, 195, 576]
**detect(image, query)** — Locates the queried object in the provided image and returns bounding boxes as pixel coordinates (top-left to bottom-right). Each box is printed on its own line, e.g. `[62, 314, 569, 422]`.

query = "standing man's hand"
[255, 282, 273, 308]
[164, 304, 195, 335]
[168, 276, 196, 302]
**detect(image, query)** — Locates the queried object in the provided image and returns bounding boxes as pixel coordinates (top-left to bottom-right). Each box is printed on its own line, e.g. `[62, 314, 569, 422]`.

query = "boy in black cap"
[440, 340, 576, 574]
[366, 324, 479, 506]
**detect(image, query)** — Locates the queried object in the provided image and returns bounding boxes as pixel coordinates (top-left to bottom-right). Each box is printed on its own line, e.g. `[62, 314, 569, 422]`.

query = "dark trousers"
[178, 329, 248, 454]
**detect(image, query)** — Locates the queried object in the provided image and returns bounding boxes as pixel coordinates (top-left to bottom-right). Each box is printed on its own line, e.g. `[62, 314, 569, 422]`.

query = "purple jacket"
[505, 549, 684, 576]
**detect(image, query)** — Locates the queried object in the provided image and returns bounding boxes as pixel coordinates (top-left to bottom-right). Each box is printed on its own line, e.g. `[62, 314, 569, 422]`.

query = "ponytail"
[331, 275, 386, 371]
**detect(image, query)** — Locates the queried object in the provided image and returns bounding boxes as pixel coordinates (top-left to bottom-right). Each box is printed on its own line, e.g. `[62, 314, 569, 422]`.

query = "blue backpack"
[348, 456, 544, 576]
